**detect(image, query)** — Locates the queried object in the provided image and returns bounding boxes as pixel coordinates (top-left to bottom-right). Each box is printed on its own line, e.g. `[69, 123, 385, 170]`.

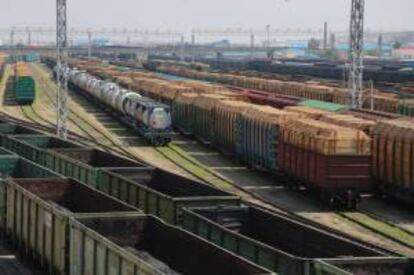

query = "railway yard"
[0, 1, 414, 274]
[0, 52, 412, 274]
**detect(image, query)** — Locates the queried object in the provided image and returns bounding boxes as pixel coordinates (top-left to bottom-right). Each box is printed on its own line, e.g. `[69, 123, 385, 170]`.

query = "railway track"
[29, 64, 141, 160]
[338, 210, 414, 250]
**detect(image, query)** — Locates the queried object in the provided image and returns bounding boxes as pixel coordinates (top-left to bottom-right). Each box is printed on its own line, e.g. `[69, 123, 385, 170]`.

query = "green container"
[15, 76, 35, 104]
[99, 167, 240, 225]
[0, 123, 43, 145]
[299, 99, 347, 113]
[3, 135, 147, 187]
[182, 206, 401, 275]
[3, 135, 83, 167]
[45, 148, 146, 187]
[70, 215, 273, 275]
[0, 157, 62, 230]
[6, 178, 140, 275]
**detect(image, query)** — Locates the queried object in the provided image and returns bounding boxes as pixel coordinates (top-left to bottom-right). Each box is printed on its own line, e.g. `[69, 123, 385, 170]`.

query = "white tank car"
[64, 66, 172, 145]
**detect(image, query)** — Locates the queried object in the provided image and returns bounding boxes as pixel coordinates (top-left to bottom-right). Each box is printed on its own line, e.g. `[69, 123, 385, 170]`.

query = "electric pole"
[56, 0, 69, 139]
[348, 0, 365, 109]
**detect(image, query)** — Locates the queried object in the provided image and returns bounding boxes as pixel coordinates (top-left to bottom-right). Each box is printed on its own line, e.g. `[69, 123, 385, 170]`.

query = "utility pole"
[10, 28, 15, 61]
[56, 0, 69, 139]
[87, 29, 92, 60]
[250, 32, 255, 59]
[378, 34, 383, 58]
[330, 33, 336, 50]
[179, 35, 185, 62]
[191, 33, 195, 63]
[323, 22, 328, 50]
[348, 0, 365, 109]
[27, 27, 32, 46]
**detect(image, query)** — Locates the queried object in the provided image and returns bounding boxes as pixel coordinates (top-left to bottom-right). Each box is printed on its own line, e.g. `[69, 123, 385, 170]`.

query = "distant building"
[392, 47, 414, 59]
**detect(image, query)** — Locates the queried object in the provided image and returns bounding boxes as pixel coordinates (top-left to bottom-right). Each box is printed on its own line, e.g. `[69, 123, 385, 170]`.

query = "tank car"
[59, 66, 172, 145]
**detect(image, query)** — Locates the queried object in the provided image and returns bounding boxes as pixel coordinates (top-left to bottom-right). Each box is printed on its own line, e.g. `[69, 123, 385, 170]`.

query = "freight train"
[0, 119, 412, 275]
[43, 56, 414, 208]
[55, 65, 173, 145]
[146, 54, 414, 83]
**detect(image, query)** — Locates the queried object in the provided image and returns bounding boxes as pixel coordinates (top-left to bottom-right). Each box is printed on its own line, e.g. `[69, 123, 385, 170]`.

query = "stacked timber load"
[177, 80, 227, 94]
[192, 94, 238, 144]
[284, 106, 330, 119]
[172, 93, 198, 135]
[371, 118, 414, 204]
[320, 114, 377, 133]
[214, 100, 253, 153]
[342, 108, 402, 122]
[280, 119, 370, 155]
[278, 118, 372, 203]
[235, 105, 300, 173]
[332, 88, 399, 113]
[114, 75, 134, 88]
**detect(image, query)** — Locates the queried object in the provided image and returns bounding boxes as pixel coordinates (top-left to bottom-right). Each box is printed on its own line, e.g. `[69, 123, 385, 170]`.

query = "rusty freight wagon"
[70, 215, 274, 275]
[6, 178, 139, 275]
[182, 206, 413, 275]
[278, 118, 372, 208]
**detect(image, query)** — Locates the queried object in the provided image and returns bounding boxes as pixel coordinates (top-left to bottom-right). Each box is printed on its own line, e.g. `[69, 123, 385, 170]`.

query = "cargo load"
[236, 105, 300, 173]
[172, 93, 198, 135]
[182, 206, 408, 275]
[284, 106, 331, 119]
[192, 94, 238, 144]
[279, 119, 372, 207]
[371, 118, 414, 205]
[70, 215, 274, 275]
[319, 114, 377, 133]
[214, 100, 253, 153]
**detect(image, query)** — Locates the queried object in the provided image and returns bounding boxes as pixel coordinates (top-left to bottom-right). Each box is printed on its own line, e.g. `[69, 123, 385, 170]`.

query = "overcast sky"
[0, 0, 412, 32]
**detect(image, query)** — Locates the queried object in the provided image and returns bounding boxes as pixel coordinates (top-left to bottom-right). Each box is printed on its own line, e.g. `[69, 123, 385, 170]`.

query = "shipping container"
[70, 215, 274, 275]
[182, 206, 410, 275]
[98, 167, 240, 224]
[6, 178, 139, 275]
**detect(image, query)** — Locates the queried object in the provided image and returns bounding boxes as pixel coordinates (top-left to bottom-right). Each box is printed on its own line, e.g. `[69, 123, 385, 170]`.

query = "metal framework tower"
[56, 0, 68, 138]
[348, 0, 365, 109]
